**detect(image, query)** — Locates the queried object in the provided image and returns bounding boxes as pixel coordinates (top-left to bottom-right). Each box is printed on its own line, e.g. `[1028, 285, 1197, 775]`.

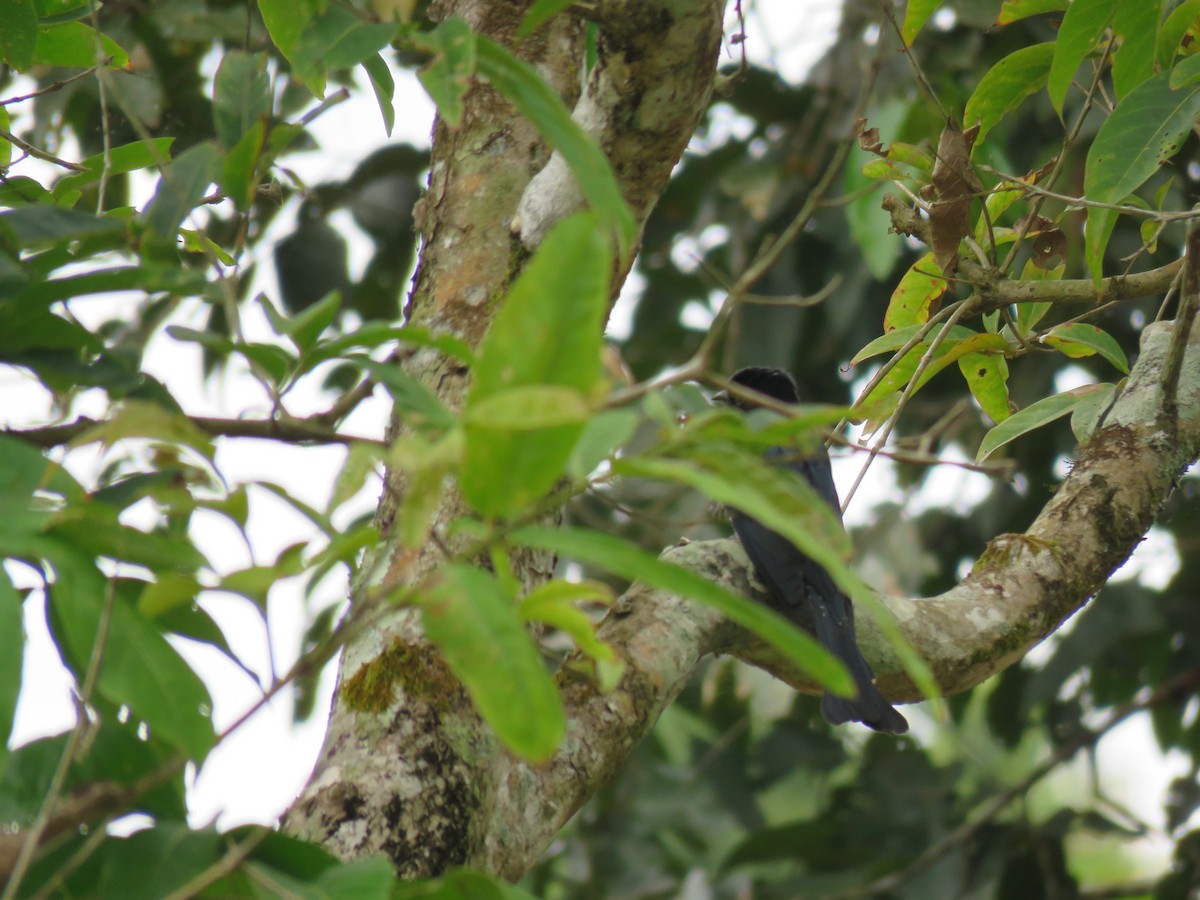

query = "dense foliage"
[2, 0, 1200, 897]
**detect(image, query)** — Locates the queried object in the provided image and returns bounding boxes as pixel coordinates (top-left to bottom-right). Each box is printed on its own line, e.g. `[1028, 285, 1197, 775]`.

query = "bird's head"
[714, 366, 801, 410]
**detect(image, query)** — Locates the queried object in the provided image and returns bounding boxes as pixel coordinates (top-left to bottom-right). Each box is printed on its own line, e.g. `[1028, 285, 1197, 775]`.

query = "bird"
[718, 366, 908, 734]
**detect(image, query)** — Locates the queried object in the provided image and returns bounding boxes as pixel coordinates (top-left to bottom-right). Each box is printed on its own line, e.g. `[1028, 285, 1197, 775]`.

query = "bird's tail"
[809, 594, 909, 735]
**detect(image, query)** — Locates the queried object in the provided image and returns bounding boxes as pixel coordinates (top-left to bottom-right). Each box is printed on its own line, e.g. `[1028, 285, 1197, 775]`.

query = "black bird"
[719, 366, 908, 734]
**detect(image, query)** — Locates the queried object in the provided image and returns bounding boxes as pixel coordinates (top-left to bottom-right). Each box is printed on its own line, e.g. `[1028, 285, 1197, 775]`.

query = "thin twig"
[89, 0, 113, 212]
[0, 67, 99, 106]
[841, 301, 973, 512]
[878, 0, 948, 120]
[1160, 226, 1200, 433]
[311, 373, 383, 427]
[2, 415, 386, 449]
[693, 5, 890, 373]
[160, 828, 270, 900]
[997, 42, 1111, 276]
[982, 165, 1200, 222]
[827, 433, 1015, 476]
[0, 127, 86, 171]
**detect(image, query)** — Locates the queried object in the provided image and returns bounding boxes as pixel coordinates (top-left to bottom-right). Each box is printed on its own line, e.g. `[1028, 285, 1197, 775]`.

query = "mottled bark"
[285, 0, 726, 880]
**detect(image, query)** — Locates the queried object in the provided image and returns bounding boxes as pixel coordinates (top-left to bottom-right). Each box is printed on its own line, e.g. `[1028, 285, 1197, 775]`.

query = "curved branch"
[475, 317, 1200, 876]
[736, 318, 1200, 697]
[882, 192, 1185, 311]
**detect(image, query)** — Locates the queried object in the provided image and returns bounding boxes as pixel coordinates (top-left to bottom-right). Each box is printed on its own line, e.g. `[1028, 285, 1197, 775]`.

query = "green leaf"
[0, 430, 83, 497]
[995, 0, 1068, 26]
[15, 264, 208, 305]
[34, 0, 93, 25]
[568, 408, 639, 479]
[46, 548, 215, 760]
[258, 0, 316, 61]
[212, 50, 271, 150]
[0, 571, 23, 763]
[1083, 70, 1200, 282]
[509, 526, 854, 696]
[217, 119, 266, 211]
[977, 386, 1105, 461]
[220, 544, 307, 611]
[901, 0, 944, 45]
[851, 322, 978, 364]
[141, 141, 223, 240]
[1111, 0, 1161, 99]
[958, 352, 1011, 423]
[388, 432, 461, 548]
[844, 98, 908, 280]
[290, 5, 398, 98]
[1048, 0, 1117, 115]
[312, 856, 397, 898]
[50, 513, 208, 573]
[422, 565, 565, 761]
[306, 323, 475, 368]
[1016, 258, 1063, 335]
[0, 205, 125, 247]
[269, 289, 342, 353]
[417, 17, 476, 127]
[0, 302, 98, 357]
[329, 440, 385, 514]
[1042, 322, 1130, 372]
[51, 137, 174, 200]
[461, 214, 609, 518]
[1158, 0, 1200, 67]
[93, 824, 223, 899]
[464, 385, 592, 430]
[238, 341, 297, 385]
[0, 721, 186, 825]
[346, 357, 456, 429]
[257, 481, 335, 536]
[395, 870, 539, 900]
[0, 0, 39, 70]
[518, 0, 577, 37]
[362, 52, 396, 137]
[68, 399, 216, 460]
[853, 332, 1011, 429]
[0, 106, 13, 169]
[618, 446, 850, 560]
[0, 435, 81, 549]
[964, 42, 1054, 144]
[31, 20, 130, 69]
[518, 580, 622, 689]
[882, 252, 948, 331]
[1071, 381, 1117, 442]
[1170, 52, 1200, 89]
[475, 34, 636, 253]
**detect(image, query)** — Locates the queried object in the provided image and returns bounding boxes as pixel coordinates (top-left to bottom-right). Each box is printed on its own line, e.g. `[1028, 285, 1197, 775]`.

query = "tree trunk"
[283, 0, 726, 878]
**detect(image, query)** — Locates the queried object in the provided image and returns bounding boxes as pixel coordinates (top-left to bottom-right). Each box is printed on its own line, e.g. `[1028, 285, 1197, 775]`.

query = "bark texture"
[284, 0, 726, 879]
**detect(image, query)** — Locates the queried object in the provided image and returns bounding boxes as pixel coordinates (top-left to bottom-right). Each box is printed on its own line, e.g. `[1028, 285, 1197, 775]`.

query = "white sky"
[2, 0, 1188, 877]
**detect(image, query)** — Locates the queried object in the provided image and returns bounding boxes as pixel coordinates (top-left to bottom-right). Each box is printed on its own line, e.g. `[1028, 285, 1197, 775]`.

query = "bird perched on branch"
[718, 366, 908, 734]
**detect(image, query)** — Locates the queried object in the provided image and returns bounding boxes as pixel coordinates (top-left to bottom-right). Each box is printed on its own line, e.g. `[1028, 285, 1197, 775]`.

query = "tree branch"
[2, 416, 384, 449]
[882, 192, 1185, 312]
